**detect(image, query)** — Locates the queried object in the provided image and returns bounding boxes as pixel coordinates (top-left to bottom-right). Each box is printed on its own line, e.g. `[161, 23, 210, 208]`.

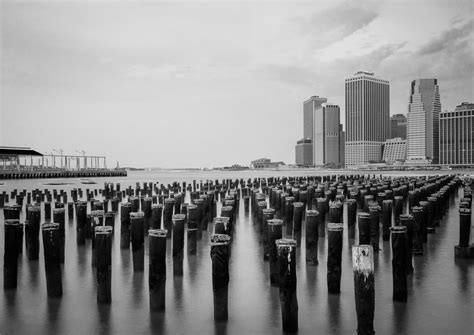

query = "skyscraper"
[390, 114, 407, 139]
[439, 102, 474, 165]
[406, 79, 441, 164]
[345, 71, 390, 166]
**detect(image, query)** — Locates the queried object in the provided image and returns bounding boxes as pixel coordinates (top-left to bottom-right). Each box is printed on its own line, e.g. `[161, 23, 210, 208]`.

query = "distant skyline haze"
[1, 0, 473, 168]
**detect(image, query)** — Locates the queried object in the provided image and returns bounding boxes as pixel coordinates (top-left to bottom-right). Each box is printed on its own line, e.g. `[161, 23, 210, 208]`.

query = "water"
[0, 170, 472, 334]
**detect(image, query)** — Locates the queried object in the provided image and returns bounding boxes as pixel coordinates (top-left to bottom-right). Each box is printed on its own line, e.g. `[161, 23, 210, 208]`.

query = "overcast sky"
[1, 0, 473, 168]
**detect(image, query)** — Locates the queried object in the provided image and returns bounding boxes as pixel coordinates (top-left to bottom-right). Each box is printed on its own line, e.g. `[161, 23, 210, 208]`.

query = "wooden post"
[305, 210, 319, 265]
[352, 245, 375, 335]
[399, 214, 414, 274]
[210, 234, 231, 322]
[3, 219, 20, 289]
[390, 226, 407, 302]
[358, 212, 371, 245]
[411, 206, 424, 255]
[120, 203, 132, 249]
[368, 205, 380, 252]
[163, 198, 175, 238]
[172, 214, 186, 276]
[149, 229, 168, 311]
[276, 238, 298, 332]
[130, 212, 145, 272]
[53, 208, 66, 263]
[95, 226, 112, 303]
[268, 219, 283, 286]
[262, 208, 275, 260]
[327, 223, 343, 294]
[187, 204, 198, 254]
[42, 223, 62, 297]
[25, 205, 41, 260]
[382, 200, 392, 241]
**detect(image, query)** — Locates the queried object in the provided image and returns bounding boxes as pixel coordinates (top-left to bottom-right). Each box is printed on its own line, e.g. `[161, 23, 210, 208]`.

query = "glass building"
[439, 102, 474, 165]
[406, 79, 441, 164]
[345, 71, 390, 166]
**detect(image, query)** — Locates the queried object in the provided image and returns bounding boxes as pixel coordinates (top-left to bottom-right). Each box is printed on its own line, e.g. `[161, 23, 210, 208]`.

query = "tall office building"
[345, 71, 390, 166]
[439, 102, 474, 165]
[295, 138, 313, 166]
[390, 114, 407, 139]
[406, 79, 441, 164]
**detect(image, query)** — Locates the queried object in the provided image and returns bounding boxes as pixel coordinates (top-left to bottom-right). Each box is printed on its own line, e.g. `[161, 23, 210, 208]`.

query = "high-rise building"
[303, 96, 327, 163]
[382, 137, 407, 163]
[345, 71, 390, 166]
[439, 102, 474, 165]
[390, 114, 407, 139]
[406, 79, 441, 164]
[295, 138, 313, 166]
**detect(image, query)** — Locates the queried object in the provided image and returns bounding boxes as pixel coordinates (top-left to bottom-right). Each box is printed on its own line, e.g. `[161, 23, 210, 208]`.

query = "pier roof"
[0, 146, 43, 156]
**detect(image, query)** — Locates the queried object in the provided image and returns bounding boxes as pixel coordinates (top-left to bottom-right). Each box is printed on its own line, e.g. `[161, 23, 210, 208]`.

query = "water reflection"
[327, 294, 341, 335]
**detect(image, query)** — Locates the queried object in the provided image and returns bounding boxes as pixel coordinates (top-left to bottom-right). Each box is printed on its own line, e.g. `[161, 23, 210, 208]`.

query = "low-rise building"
[382, 138, 406, 163]
[295, 138, 313, 166]
[250, 158, 285, 169]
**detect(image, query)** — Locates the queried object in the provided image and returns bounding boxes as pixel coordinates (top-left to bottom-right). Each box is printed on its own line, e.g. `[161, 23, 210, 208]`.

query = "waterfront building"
[250, 158, 285, 169]
[382, 138, 406, 163]
[439, 102, 474, 165]
[295, 138, 313, 166]
[406, 79, 441, 164]
[345, 71, 390, 166]
[390, 114, 407, 139]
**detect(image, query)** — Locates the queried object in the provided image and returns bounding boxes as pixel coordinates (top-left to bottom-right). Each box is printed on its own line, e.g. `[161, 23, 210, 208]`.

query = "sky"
[1, 0, 473, 168]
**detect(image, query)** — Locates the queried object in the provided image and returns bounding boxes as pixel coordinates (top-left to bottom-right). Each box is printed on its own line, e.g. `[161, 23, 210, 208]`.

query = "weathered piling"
[390, 226, 407, 302]
[210, 234, 231, 322]
[163, 198, 175, 238]
[130, 212, 145, 272]
[42, 223, 62, 297]
[120, 203, 132, 249]
[4, 219, 20, 289]
[358, 212, 371, 245]
[426, 197, 437, 233]
[243, 196, 250, 212]
[327, 223, 343, 294]
[317, 198, 327, 237]
[347, 199, 357, 227]
[25, 205, 41, 260]
[172, 214, 186, 276]
[368, 205, 380, 252]
[292, 202, 304, 235]
[187, 204, 198, 254]
[262, 208, 275, 260]
[276, 238, 298, 333]
[393, 196, 404, 225]
[149, 229, 168, 311]
[382, 200, 392, 241]
[305, 210, 319, 266]
[285, 197, 295, 235]
[411, 206, 424, 255]
[95, 226, 113, 303]
[142, 197, 152, 235]
[454, 208, 474, 258]
[268, 219, 283, 286]
[399, 214, 414, 274]
[419, 200, 429, 242]
[53, 208, 66, 263]
[76, 201, 87, 245]
[151, 204, 163, 229]
[352, 245, 375, 335]
[329, 201, 343, 223]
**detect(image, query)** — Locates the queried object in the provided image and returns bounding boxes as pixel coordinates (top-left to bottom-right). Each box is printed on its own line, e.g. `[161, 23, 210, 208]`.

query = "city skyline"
[1, 0, 473, 168]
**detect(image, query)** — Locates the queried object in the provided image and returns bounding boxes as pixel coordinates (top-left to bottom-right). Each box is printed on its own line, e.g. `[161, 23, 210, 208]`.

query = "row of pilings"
[0, 169, 127, 180]
[2, 173, 468, 333]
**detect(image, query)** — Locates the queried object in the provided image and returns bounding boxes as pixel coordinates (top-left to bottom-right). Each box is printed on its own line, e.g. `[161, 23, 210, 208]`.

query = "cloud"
[418, 19, 473, 55]
[299, 3, 378, 46]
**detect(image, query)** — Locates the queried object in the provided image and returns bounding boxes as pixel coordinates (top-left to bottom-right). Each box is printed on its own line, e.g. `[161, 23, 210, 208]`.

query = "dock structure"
[0, 146, 126, 179]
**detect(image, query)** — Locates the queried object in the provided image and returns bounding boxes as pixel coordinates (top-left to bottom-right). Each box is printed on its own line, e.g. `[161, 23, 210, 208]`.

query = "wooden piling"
[25, 205, 41, 260]
[262, 208, 275, 260]
[276, 238, 298, 333]
[399, 214, 414, 274]
[411, 206, 424, 255]
[305, 210, 319, 266]
[149, 229, 168, 311]
[130, 212, 145, 272]
[210, 234, 231, 322]
[358, 212, 371, 245]
[187, 204, 198, 254]
[95, 226, 113, 303]
[42, 223, 62, 297]
[352, 245, 375, 335]
[327, 223, 344, 294]
[172, 214, 186, 276]
[390, 226, 407, 302]
[382, 200, 392, 241]
[3, 219, 20, 289]
[268, 219, 283, 286]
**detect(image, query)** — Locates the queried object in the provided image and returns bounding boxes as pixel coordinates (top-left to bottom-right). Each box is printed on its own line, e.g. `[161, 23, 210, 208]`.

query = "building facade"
[382, 137, 406, 163]
[439, 102, 474, 165]
[345, 71, 390, 166]
[406, 79, 441, 164]
[303, 96, 327, 164]
[295, 138, 313, 166]
[250, 158, 285, 169]
[390, 114, 407, 139]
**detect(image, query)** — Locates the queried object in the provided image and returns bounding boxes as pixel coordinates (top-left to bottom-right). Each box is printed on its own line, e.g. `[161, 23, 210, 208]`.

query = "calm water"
[0, 170, 473, 334]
